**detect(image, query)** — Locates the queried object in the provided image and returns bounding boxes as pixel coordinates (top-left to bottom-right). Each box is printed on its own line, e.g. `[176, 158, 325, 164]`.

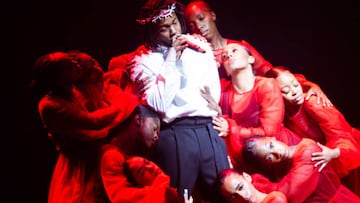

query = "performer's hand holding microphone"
[172, 34, 206, 53]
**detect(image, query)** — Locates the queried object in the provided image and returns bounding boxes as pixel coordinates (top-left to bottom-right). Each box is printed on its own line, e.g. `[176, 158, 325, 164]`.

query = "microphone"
[185, 41, 206, 53]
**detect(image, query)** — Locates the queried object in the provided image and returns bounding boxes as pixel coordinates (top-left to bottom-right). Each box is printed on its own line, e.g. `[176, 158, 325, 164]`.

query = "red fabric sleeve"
[254, 139, 360, 202]
[275, 139, 320, 203]
[304, 97, 360, 177]
[103, 68, 127, 90]
[251, 173, 277, 193]
[262, 191, 288, 203]
[108, 53, 132, 72]
[228, 78, 284, 139]
[108, 45, 148, 72]
[285, 105, 326, 144]
[39, 96, 120, 141]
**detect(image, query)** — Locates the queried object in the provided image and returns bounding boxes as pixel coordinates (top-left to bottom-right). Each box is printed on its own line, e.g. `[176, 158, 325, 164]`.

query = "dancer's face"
[252, 137, 291, 165]
[125, 156, 162, 186]
[221, 172, 257, 203]
[275, 71, 304, 105]
[185, 2, 217, 41]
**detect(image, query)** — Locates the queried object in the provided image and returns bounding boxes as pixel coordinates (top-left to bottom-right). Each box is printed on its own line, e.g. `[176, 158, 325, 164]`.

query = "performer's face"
[156, 13, 182, 47]
[221, 172, 257, 203]
[125, 156, 162, 186]
[252, 137, 291, 164]
[275, 71, 304, 105]
[184, 2, 216, 40]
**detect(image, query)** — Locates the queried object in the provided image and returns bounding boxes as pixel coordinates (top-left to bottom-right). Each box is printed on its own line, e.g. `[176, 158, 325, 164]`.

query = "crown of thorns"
[136, 3, 176, 25]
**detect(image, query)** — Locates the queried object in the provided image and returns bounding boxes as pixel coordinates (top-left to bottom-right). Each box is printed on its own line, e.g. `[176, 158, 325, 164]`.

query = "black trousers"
[155, 116, 229, 202]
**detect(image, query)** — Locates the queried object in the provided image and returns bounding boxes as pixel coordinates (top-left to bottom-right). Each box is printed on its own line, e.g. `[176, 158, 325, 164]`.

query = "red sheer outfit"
[219, 77, 301, 172]
[252, 138, 360, 203]
[285, 95, 360, 177]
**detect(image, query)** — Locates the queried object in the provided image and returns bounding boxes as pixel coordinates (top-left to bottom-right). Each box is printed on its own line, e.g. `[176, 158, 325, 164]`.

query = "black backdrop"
[7, 0, 357, 202]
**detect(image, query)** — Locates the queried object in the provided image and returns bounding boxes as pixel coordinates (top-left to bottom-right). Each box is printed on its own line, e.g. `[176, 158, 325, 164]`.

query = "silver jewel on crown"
[151, 3, 176, 23]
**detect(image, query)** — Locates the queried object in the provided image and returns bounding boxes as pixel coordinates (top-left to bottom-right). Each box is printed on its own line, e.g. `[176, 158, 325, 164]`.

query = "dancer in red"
[217, 168, 288, 203]
[184, 0, 272, 78]
[122, 156, 193, 203]
[184, 0, 332, 107]
[100, 104, 194, 202]
[207, 43, 300, 175]
[31, 51, 137, 203]
[242, 136, 360, 203]
[265, 66, 360, 195]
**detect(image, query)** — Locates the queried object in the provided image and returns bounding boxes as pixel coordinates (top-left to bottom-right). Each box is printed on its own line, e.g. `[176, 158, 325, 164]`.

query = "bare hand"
[172, 34, 188, 59]
[212, 116, 229, 137]
[133, 70, 151, 97]
[200, 86, 222, 115]
[312, 142, 339, 172]
[305, 82, 333, 107]
[183, 189, 193, 203]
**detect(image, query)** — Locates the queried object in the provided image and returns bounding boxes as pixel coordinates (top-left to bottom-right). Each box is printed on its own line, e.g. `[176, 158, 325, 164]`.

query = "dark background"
[7, 0, 356, 202]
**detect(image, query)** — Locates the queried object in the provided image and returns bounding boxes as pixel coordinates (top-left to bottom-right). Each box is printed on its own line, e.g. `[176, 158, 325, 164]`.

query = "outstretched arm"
[294, 74, 333, 107]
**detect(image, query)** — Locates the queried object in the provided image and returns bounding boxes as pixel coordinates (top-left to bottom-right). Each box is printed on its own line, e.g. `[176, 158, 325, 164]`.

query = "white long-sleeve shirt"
[131, 35, 220, 123]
